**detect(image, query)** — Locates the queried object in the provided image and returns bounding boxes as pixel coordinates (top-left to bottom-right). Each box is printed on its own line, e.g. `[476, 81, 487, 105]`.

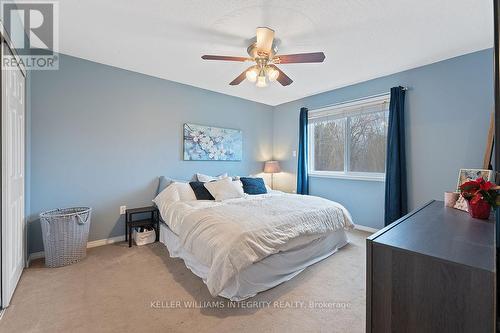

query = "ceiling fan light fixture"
[245, 67, 258, 82]
[256, 75, 267, 88]
[201, 27, 325, 87]
[267, 66, 279, 81]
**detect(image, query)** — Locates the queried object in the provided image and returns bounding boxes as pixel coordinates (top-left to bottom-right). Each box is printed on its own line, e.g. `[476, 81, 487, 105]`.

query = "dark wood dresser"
[366, 200, 496, 333]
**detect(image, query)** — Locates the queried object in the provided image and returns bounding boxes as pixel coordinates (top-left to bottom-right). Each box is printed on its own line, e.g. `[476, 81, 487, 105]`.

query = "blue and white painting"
[183, 123, 242, 161]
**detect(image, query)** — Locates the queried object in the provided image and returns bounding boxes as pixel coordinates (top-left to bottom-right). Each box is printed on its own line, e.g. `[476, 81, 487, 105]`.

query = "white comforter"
[159, 193, 354, 296]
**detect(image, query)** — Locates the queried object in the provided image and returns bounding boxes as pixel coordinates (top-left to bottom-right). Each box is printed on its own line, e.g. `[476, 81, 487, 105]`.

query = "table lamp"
[264, 160, 281, 189]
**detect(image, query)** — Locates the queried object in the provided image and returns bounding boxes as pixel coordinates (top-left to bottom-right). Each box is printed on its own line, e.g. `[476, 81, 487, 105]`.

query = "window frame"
[307, 94, 389, 182]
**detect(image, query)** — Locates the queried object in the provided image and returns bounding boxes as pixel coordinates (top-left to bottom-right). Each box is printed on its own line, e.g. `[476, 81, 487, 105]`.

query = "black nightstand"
[125, 206, 160, 247]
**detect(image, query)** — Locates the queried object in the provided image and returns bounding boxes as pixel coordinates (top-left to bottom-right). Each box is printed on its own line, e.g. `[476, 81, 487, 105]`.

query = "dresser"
[366, 200, 496, 333]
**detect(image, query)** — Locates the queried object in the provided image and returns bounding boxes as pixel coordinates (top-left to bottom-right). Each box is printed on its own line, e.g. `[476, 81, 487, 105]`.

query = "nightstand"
[125, 206, 159, 247]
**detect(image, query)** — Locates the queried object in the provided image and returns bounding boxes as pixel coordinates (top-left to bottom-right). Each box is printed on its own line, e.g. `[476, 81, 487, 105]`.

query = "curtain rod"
[308, 86, 409, 113]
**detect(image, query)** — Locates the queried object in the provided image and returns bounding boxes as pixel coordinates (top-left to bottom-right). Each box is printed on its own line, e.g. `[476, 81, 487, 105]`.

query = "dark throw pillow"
[189, 181, 215, 200]
[240, 177, 267, 195]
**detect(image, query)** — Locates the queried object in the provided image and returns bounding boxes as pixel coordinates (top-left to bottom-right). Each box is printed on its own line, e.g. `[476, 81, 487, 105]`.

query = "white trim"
[87, 235, 125, 248]
[27, 235, 126, 266]
[28, 251, 44, 260]
[307, 94, 390, 180]
[354, 224, 379, 233]
[27, 251, 45, 266]
[0, 22, 27, 76]
[308, 93, 390, 116]
[309, 171, 385, 182]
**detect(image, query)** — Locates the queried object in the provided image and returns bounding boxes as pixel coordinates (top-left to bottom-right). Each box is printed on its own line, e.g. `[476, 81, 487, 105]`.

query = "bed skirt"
[159, 223, 349, 301]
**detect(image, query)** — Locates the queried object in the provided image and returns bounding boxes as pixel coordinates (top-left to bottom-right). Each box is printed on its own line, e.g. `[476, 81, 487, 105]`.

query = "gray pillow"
[157, 176, 175, 196]
[196, 172, 228, 182]
[157, 175, 198, 195]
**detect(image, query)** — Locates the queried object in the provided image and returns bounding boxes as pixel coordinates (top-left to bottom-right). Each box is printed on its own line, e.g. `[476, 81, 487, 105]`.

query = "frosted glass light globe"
[256, 75, 267, 88]
[245, 68, 258, 82]
[267, 67, 279, 81]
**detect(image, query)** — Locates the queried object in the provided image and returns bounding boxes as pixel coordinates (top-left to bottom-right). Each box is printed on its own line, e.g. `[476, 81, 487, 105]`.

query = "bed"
[154, 183, 354, 301]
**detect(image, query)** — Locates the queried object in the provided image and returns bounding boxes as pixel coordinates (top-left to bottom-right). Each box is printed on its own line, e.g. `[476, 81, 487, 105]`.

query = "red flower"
[458, 176, 499, 209]
[480, 181, 494, 191]
[459, 180, 479, 192]
[476, 177, 486, 183]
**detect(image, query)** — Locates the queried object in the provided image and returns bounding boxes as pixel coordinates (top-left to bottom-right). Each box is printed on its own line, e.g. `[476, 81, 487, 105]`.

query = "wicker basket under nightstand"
[125, 206, 159, 247]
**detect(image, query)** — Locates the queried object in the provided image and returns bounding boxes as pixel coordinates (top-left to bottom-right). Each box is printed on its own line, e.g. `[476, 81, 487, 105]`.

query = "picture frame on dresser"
[457, 168, 494, 188]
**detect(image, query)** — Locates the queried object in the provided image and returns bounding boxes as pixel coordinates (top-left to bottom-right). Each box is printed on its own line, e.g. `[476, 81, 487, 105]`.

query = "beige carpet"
[0, 230, 370, 333]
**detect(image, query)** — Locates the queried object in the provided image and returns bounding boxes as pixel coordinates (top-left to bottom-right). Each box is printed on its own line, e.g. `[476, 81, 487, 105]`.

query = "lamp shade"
[264, 160, 281, 173]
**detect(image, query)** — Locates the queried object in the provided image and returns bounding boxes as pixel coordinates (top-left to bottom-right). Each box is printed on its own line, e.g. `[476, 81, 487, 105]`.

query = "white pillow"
[204, 178, 245, 201]
[171, 182, 197, 201]
[197, 172, 228, 182]
[152, 184, 180, 213]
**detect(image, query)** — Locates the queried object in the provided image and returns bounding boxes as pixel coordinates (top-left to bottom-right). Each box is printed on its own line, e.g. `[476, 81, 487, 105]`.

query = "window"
[308, 95, 389, 181]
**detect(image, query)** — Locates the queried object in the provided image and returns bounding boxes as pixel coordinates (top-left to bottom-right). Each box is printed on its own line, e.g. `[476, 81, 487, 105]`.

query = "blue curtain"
[297, 107, 309, 195]
[384, 86, 407, 226]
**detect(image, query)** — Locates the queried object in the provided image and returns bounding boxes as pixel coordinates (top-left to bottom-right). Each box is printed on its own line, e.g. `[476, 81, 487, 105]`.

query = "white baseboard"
[354, 224, 379, 233]
[28, 226, 378, 265]
[87, 235, 125, 248]
[28, 251, 45, 260]
[27, 251, 45, 266]
[27, 235, 126, 266]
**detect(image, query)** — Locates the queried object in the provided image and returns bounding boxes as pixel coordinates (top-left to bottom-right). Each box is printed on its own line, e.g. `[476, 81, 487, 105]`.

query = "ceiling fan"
[201, 27, 326, 87]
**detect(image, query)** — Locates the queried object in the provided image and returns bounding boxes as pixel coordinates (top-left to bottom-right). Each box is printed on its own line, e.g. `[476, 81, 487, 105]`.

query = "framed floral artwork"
[183, 123, 242, 161]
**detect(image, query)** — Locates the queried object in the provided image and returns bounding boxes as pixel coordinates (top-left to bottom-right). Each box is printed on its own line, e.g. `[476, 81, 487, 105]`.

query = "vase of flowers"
[458, 177, 499, 220]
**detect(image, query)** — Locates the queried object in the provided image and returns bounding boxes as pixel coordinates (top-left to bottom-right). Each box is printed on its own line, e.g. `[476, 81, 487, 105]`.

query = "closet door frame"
[0, 22, 27, 309]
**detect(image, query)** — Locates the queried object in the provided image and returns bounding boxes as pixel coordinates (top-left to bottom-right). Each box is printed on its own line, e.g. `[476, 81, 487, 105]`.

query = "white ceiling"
[57, 0, 493, 106]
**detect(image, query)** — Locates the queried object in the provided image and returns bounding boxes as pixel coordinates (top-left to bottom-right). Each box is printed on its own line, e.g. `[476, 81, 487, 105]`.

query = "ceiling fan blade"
[201, 55, 251, 62]
[273, 52, 326, 64]
[269, 65, 293, 86]
[256, 27, 275, 53]
[229, 67, 253, 85]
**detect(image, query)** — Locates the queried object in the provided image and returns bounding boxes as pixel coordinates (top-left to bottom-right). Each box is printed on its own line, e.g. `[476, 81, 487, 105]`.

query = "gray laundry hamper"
[39, 207, 92, 268]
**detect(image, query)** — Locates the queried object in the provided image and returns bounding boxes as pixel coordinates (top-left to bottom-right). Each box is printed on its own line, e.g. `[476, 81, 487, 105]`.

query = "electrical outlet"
[292, 150, 297, 157]
[120, 205, 127, 215]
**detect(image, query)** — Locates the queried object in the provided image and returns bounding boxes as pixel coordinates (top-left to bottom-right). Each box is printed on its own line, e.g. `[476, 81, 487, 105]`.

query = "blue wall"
[29, 48, 494, 252]
[29, 54, 273, 253]
[272, 49, 494, 229]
